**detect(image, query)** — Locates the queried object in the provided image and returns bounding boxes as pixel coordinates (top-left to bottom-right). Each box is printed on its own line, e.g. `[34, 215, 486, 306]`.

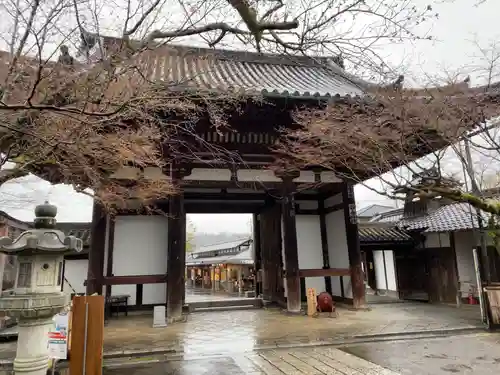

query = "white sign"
[152, 305, 167, 328]
[48, 331, 67, 359]
[48, 312, 69, 359]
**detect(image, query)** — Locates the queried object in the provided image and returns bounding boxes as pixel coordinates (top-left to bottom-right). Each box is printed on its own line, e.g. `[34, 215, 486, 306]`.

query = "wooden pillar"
[259, 199, 284, 305]
[318, 199, 333, 295]
[253, 213, 262, 296]
[281, 174, 301, 313]
[211, 266, 216, 290]
[105, 216, 115, 297]
[86, 200, 106, 295]
[237, 267, 243, 294]
[341, 181, 366, 308]
[166, 169, 187, 322]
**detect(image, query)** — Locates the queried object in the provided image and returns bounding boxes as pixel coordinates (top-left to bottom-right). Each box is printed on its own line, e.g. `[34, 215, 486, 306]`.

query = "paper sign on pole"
[48, 331, 67, 359]
[48, 312, 69, 359]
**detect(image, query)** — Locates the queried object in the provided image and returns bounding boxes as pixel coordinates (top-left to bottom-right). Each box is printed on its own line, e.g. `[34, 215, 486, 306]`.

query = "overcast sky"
[1, 0, 499, 233]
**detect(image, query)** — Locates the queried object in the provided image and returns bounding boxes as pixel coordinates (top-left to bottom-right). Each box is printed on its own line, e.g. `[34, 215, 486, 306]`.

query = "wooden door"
[426, 248, 458, 303]
[395, 251, 429, 301]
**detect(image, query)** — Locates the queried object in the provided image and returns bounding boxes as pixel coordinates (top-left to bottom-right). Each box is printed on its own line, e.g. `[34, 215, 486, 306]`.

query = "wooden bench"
[105, 294, 130, 319]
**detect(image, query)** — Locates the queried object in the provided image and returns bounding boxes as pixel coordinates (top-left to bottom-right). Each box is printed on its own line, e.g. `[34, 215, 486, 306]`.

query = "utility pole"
[461, 138, 490, 324]
[463, 138, 491, 283]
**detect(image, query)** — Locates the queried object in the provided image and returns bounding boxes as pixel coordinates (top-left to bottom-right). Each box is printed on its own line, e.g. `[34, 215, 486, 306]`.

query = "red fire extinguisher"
[468, 287, 477, 305]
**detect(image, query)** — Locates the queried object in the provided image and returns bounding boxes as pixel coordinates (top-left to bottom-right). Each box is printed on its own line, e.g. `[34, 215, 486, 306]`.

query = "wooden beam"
[341, 182, 366, 308]
[183, 191, 321, 201]
[298, 268, 350, 278]
[318, 199, 333, 295]
[324, 202, 344, 214]
[101, 275, 167, 285]
[185, 202, 263, 214]
[64, 252, 89, 260]
[295, 206, 320, 215]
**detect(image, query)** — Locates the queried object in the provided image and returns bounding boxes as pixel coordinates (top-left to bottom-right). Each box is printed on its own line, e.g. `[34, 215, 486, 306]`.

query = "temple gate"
[83, 39, 369, 321]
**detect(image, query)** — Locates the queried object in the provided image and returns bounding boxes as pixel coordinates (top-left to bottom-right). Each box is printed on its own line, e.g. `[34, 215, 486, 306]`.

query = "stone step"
[187, 298, 262, 312]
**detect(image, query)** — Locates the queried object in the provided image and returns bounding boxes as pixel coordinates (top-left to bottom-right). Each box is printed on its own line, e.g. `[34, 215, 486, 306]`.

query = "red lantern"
[317, 291, 335, 313]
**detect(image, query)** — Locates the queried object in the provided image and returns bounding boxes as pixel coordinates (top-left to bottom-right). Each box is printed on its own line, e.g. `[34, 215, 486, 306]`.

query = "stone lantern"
[0, 202, 82, 375]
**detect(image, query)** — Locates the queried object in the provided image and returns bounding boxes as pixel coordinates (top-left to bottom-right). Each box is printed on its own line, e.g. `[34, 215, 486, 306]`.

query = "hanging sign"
[48, 331, 68, 359]
[48, 312, 69, 359]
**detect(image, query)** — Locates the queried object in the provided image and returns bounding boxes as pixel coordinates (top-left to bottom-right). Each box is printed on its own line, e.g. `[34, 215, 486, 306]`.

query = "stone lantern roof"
[0, 202, 83, 255]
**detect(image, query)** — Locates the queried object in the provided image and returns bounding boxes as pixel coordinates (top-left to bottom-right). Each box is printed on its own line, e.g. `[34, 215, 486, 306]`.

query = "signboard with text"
[48, 312, 69, 359]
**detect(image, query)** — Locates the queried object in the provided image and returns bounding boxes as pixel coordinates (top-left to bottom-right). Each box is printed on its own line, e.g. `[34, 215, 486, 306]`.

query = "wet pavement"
[101, 303, 482, 357]
[103, 346, 401, 374]
[0, 302, 482, 362]
[341, 332, 500, 374]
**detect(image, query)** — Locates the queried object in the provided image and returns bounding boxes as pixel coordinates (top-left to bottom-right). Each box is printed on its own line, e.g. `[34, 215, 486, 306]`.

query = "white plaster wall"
[373, 251, 386, 290]
[112, 215, 169, 305]
[63, 259, 88, 294]
[325, 205, 352, 298]
[384, 250, 397, 291]
[453, 231, 477, 296]
[296, 215, 325, 293]
[425, 232, 450, 248]
[373, 250, 397, 292]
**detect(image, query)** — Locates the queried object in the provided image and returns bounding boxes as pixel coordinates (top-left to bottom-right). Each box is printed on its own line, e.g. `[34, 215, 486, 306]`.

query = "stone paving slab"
[341, 332, 500, 375]
[102, 347, 401, 374]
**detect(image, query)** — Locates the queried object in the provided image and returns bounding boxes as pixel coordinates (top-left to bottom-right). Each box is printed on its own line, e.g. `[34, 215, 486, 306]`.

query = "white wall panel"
[426, 232, 450, 248]
[325, 210, 351, 298]
[112, 215, 169, 305]
[384, 250, 397, 291]
[453, 231, 476, 296]
[296, 215, 325, 293]
[373, 250, 386, 290]
[64, 259, 88, 294]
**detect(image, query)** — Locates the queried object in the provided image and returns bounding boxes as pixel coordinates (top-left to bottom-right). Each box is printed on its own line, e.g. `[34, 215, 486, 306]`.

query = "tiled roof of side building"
[186, 247, 254, 266]
[358, 222, 413, 245]
[357, 204, 396, 218]
[369, 207, 404, 223]
[399, 202, 488, 233]
[191, 238, 252, 254]
[56, 222, 91, 248]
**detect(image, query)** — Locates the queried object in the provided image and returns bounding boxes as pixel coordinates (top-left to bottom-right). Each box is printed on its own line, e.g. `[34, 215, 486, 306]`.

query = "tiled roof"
[357, 204, 396, 218]
[57, 223, 91, 247]
[186, 247, 254, 266]
[358, 223, 413, 245]
[92, 38, 366, 99]
[370, 208, 404, 223]
[399, 202, 487, 233]
[192, 238, 251, 254]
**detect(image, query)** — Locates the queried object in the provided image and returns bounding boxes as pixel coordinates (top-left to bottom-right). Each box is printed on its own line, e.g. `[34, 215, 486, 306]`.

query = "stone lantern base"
[0, 293, 69, 375]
